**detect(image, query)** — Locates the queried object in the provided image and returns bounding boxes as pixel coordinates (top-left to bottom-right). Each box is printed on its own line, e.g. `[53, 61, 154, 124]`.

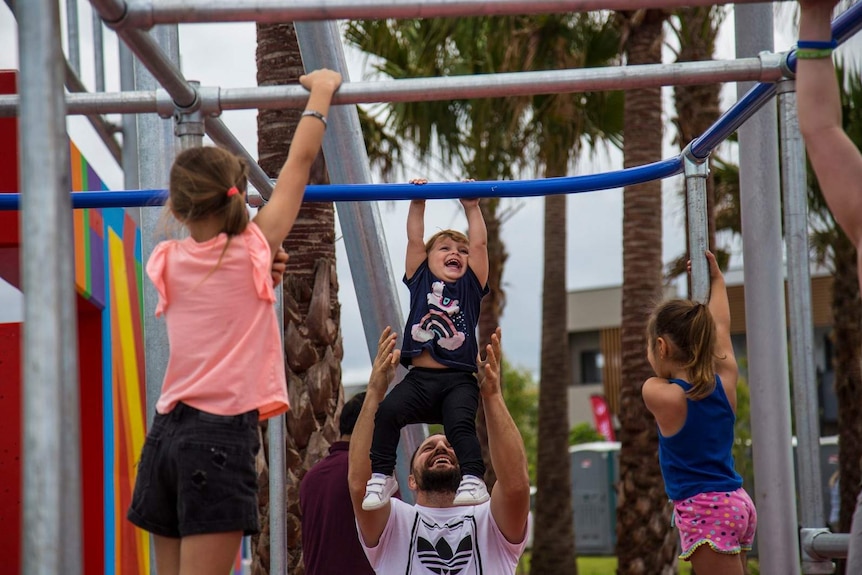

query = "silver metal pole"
[0, 56, 786, 117]
[90, 0, 197, 108]
[93, 7, 106, 92]
[120, 41, 140, 191]
[135, 30, 179, 575]
[802, 528, 849, 560]
[19, 0, 82, 573]
[136, 24, 179, 424]
[118, 0, 790, 27]
[778, 80, 831, 575]
[268, 288, 287, 575]
[295, 20, 425, 505]
[66, 0, 81, 75]
[735, 8, 800, 575]
[682, 152, 710, 302]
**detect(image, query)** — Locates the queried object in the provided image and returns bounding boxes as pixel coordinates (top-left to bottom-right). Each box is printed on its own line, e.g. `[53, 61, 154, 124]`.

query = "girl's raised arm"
[253, 69, 342, 258]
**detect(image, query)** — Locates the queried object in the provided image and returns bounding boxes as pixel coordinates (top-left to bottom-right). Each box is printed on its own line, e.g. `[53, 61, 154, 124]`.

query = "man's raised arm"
[348, 328, 400, 547]
[483, 328, 531, 543]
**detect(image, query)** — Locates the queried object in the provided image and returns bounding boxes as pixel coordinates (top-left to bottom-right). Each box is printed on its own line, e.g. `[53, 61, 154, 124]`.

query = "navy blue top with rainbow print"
[400, 260, 489, 372]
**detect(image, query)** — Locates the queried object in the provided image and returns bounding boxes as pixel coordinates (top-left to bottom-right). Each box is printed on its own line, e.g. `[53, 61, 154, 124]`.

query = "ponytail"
[647, 299, 717, 400]
[683, 303, 717, 400]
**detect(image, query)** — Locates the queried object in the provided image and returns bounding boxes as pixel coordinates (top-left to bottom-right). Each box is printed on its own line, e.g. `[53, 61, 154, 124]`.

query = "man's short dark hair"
[340, 392, 366, 436]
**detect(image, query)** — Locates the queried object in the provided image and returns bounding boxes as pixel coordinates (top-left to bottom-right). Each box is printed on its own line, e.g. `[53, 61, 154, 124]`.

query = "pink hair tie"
[227, 186, 240, 197]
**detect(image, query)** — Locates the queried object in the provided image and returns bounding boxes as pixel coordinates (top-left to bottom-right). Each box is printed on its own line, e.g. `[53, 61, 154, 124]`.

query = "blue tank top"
[400, 260, 489, 372]
[657, 376, 743, 501]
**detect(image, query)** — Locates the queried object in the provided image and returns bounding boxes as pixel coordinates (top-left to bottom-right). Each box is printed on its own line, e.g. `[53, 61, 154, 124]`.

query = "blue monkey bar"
[0, 158, 684, 209]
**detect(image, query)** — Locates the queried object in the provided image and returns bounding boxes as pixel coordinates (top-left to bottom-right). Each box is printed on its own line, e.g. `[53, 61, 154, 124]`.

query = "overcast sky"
[0, 3, 812, 383]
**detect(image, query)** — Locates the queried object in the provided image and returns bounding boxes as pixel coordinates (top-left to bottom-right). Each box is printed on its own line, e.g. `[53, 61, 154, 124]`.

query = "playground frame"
[7, 0, 862, 574]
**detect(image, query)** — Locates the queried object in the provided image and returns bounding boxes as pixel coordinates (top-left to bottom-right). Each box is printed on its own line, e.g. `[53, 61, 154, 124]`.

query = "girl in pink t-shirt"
[127, 68, 341, 574]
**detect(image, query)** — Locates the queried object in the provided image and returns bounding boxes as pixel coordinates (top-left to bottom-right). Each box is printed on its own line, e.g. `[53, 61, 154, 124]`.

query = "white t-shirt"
[360, 499, 529, 575]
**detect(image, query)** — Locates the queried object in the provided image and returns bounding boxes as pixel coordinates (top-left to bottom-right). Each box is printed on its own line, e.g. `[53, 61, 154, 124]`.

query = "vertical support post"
[268, 289, 287, 574]
[120, 42, 139, 190]
[734, 7, 801, 575]
[92, 8, 106, 93]
[683, 151, 710, 302]
[778, 80, 833, 575]
[18, 0, 82, 573]
[134, 25, 179, 575]
[137, 25, 180, 424]
[66, 0, 81, 76]
[294, 20, 426, 507]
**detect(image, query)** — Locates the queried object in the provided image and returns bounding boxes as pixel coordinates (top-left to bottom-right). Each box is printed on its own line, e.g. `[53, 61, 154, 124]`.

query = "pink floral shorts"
[672, 487, 757, 560]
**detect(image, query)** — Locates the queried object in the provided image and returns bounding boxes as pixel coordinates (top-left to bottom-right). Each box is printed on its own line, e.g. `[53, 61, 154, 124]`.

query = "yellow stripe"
[109, 231, 146, 475]
[109, 230, 151, 573]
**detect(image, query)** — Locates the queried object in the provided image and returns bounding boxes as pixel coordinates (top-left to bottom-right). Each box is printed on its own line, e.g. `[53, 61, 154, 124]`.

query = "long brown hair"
[646, 299, 717, 400]
[167, 146, 250, 236]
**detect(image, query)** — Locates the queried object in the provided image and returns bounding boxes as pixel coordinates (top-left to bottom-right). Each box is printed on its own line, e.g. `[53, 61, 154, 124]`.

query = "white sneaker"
[362, 473, 398, 511]
[453, 475, 490, 506]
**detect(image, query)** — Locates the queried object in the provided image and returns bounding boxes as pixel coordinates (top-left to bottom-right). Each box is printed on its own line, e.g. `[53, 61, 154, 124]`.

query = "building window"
[580, 350, 604, 385]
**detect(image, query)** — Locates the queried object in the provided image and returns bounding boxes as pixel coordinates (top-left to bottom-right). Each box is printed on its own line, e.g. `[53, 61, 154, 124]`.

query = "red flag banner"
[590, 394, 615, 441]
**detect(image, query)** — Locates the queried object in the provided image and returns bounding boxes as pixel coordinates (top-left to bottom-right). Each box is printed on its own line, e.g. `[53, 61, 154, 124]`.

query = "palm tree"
[807, 62, 862, 575]
[254, 22, 343, 575]
[615, 9, 679, 575]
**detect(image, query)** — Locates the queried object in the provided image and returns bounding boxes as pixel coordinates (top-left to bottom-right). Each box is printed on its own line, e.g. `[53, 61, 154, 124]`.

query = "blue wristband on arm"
[796, 39, 838, 50]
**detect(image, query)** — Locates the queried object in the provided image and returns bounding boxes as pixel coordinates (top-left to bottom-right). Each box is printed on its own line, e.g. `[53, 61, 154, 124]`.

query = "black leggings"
[370, 367, 485, 479]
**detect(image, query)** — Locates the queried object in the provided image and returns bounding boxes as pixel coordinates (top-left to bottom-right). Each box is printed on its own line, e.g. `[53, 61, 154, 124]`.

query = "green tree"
[569, 423, 605, 446]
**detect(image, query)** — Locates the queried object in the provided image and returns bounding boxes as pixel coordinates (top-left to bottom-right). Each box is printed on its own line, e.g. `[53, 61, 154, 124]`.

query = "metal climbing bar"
[112, 0, 788, 28]
[0, 57, 785, 117]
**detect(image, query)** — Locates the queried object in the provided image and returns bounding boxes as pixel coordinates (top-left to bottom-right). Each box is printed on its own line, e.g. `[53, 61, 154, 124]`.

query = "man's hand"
[369, 327, 400, 395]
[271, 246, 289, 287]
[479, 327, 502, 398]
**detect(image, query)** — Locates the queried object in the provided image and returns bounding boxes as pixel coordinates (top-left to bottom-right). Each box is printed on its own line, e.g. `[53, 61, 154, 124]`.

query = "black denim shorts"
[127, 402, 261, 538]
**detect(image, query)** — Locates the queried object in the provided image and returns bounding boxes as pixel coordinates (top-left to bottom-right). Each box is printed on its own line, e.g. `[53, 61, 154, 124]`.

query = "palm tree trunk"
[616, 9, 678, 575]
[831, 234, 862, 575]
[254, 22, 343, 575]
[532, 187, 577, 575]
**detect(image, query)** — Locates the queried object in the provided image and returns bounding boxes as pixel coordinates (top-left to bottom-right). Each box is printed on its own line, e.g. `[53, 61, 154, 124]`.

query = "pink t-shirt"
[147, 222, 288, 420]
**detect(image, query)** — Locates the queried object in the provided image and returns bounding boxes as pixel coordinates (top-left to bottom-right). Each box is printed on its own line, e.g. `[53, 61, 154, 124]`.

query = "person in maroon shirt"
[300, 392, 375, 575]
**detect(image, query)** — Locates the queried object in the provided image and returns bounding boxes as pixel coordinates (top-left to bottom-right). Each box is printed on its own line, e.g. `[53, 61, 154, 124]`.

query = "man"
[349, 326, 531, 574]
[299, 392, 375, 575]
[796, 0, 862, 570]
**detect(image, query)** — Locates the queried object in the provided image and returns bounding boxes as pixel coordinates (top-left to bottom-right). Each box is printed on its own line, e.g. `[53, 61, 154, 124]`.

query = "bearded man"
[348, 327, 531, 575]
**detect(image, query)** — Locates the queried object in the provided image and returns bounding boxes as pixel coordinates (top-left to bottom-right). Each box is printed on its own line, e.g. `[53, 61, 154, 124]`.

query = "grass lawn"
[517, 554, 757, 574]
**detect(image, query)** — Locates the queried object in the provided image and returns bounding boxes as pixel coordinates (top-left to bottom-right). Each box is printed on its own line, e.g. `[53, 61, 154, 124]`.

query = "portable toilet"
[570, 441, 620, 555]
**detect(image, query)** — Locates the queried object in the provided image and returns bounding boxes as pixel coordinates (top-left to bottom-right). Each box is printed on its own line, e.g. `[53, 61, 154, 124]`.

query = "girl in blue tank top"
[642, 251, 757, 575]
